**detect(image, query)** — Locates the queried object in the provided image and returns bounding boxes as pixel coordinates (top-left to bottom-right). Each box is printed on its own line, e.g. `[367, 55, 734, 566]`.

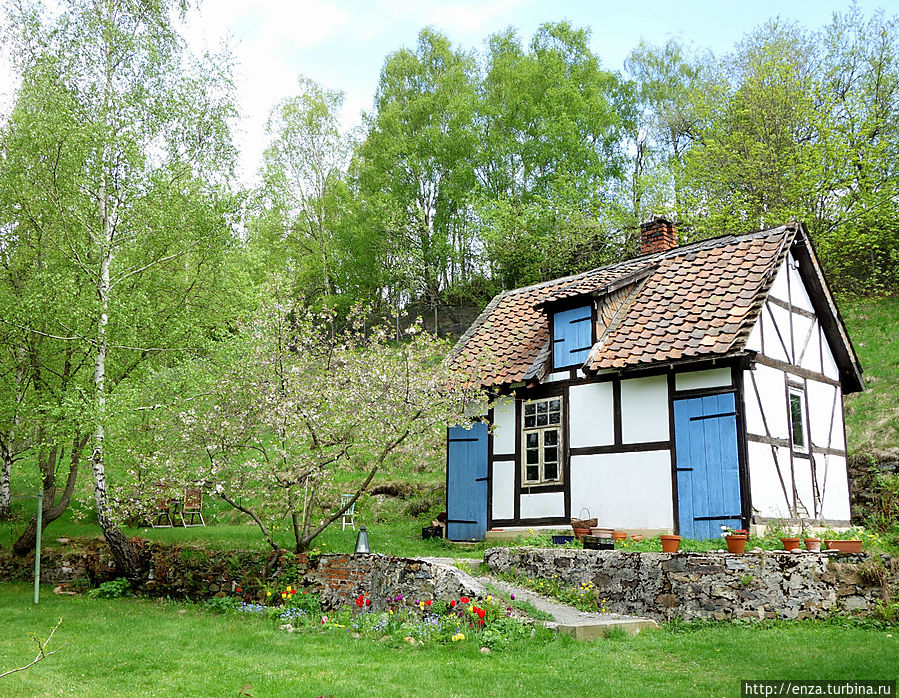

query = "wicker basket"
[571, 508, 597, 540]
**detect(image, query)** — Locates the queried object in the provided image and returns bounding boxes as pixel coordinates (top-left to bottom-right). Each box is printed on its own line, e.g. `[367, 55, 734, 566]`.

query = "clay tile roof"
[450, 223, 798, 388]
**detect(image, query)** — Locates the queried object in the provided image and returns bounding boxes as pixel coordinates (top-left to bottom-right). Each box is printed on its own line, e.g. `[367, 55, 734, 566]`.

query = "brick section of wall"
[640, 216, 677, 255]
[485, 548, 897, 621]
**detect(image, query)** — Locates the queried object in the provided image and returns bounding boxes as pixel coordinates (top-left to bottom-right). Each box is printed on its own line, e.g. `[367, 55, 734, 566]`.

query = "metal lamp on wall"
[354, 525, 370, 554]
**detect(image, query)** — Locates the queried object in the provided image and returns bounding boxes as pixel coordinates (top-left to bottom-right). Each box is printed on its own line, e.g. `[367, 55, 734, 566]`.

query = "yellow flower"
[389, 609, 393, 615]
[486, 595, 492, 602]
[267, 591, 272, 597]
[281, 592, 287, 599]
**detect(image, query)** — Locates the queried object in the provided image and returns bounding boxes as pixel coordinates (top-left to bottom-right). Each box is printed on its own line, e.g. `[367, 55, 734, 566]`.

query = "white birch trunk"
[0, 437, 12, 518]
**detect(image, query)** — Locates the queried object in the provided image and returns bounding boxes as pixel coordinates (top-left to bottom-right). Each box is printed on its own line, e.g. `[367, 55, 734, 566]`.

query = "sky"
[1, 0, 893, 185]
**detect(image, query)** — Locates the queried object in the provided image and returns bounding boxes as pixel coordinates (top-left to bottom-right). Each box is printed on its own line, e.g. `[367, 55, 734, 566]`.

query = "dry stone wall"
[0, 540, 483, 611]
[485, 548, 897, 621]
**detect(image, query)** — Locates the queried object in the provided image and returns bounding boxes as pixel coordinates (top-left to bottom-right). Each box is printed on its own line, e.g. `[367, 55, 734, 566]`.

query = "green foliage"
[203, 595, 242, 614]
[843, 296, 899, 452]
[87, 577, 132, 599]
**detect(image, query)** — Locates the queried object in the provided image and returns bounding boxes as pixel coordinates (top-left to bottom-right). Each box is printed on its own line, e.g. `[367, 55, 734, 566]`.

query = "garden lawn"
[0, 584, 896, 697]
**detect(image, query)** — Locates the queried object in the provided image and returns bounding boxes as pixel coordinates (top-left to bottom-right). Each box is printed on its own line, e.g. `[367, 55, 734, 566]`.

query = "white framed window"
[522, 397, 562, 485]
[788, 386, 807, 452]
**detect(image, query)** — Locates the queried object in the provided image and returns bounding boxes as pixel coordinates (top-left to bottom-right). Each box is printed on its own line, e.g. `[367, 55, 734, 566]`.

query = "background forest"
[1, 2, 897, 568]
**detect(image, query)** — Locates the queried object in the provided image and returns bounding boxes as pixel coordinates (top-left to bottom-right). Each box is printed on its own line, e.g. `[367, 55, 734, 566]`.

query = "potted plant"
[824, 530, 863, 553]
[660, 534, 681, 553]
[800, 522, 822, 552]
[781, 535, 801, 551]
[721, 526, 749, 554]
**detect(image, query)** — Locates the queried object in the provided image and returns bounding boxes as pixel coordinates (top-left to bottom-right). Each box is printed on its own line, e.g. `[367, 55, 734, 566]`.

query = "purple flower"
[510, 593, 515, 600]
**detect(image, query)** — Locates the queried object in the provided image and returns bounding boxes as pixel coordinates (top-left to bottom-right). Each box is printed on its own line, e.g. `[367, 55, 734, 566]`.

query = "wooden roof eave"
[789, 224, 864, 393]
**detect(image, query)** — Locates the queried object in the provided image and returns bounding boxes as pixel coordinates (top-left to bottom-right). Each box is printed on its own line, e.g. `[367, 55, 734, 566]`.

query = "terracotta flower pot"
[804, 538, 822, 552]
[630, 534, 644, 543]
[612, 531, 627, 542]
[825, 539, 862, 553]
[572, 527, 591, 541]
[591, 527, 614, 538]
[781, 537, 801, 551]
[660, 534, 681, 553]
[725, 534, 748, 554]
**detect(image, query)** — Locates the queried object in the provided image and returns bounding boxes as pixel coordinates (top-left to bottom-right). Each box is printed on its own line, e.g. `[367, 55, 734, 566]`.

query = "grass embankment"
[843, 295, 899, 453]
[0, 584, 895, 697]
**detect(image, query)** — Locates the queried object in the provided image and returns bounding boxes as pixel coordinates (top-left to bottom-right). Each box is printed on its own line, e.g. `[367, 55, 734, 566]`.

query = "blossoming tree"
[131, 295, 484, 554]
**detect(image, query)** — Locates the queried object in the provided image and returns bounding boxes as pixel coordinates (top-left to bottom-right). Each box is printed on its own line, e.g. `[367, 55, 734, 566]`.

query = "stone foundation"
[485, 548, 898, 621]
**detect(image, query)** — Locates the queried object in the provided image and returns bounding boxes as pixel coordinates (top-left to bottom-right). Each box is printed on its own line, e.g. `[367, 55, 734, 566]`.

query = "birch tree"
[254, 77, 351, 306]
[1, 0, 237, 572]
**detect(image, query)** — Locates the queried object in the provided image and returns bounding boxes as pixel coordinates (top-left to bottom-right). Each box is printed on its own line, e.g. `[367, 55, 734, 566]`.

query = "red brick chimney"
[640, 215, 677, 255]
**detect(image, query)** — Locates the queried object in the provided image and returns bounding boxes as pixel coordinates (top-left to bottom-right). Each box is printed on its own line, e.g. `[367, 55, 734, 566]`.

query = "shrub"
[88, 578, 132, 599]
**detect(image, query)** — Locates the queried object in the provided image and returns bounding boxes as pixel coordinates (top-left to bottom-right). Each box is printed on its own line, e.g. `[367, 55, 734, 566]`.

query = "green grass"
[0, 503, 493, 559]
[0, 584, 895, 697]
[843, 295, 899, 452]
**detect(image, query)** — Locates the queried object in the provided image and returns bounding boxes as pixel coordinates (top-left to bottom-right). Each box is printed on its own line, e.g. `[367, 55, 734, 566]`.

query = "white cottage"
[446, 218, 863, 541]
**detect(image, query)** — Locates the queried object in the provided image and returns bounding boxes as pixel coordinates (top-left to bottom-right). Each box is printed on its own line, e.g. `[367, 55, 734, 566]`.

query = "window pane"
[544, 463, 558, 480]
[525, 403, 535, 416]
[536, 413, 547, 427]
[549, 399, 560, 412]
[526, 465, 539, 481]
[544, 446, 557, 463]
[526, 449, 539, 464]
[548, 411, 560, 425]
[536, 402, 547, 415]
[544, 430, 558, 446]
[526, 432, 538, 448]
[790, 392, 805, 447]
[524, 415, 535, 428]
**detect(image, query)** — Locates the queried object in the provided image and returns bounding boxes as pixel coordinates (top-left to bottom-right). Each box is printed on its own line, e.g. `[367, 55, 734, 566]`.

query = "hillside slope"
[842, 295, 899, 454]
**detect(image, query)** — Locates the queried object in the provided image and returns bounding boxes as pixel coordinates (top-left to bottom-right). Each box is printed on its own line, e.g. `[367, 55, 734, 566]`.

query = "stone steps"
[420, 557, 658, 641]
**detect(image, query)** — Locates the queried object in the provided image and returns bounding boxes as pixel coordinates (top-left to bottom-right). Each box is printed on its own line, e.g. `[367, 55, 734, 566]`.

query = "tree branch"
[0, 618, 69, 680]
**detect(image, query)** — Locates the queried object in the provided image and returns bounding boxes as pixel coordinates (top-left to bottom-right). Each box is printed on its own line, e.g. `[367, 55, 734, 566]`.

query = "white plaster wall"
[569, 382, 614, 447]
[822, 334, 840, 381]
[793, 457, 815, 519]
[760, 307, 790, 363]
[519, 491, 565, 519]
[746, 441, 794, 519]
[491, 460, 515, 520]
[799, 321, 823, 374]
[769, 263, 790, 303]
[787, 255, 815, 312]
[745, 364, 788, 439]
[569, 451, 673, 529]
[816, 452, 851, 521]
[792, 313, 815, 370]
[621, 375, 669, 443]
[492, 397, 516, 455]
[545, 371, 570, 382]
[675, 367, 732, 392]
[807, 380, 843, 450]
[769, 303, 795, 363]
[745, 319, 762, 352]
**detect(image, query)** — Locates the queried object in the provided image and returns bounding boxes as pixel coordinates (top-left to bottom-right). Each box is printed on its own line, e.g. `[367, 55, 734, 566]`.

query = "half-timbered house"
[445, 218, 863, 541]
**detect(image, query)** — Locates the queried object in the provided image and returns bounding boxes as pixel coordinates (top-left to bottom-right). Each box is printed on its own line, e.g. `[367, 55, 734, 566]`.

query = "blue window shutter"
[552, 305, 592, 369]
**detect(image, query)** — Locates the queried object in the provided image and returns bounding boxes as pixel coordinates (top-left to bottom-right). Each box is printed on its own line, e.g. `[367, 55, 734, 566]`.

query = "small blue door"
[446, 422, 488, 541]
[674, 393, 742, 539]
